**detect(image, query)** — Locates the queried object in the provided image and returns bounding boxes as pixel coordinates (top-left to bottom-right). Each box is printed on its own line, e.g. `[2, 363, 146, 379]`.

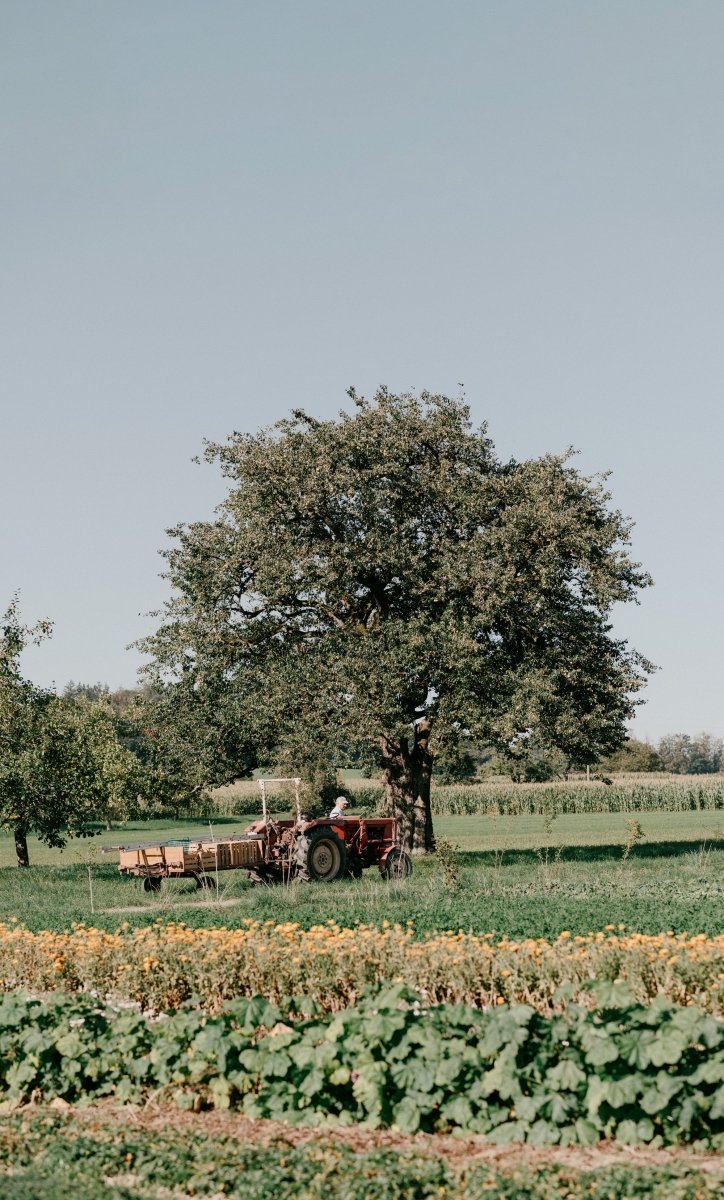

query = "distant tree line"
[444, 733, 723, 782]
[599, 733, 722, 776]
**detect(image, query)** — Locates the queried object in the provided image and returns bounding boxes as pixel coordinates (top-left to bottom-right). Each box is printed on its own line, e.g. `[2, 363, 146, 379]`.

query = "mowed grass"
[0, 810, 722, 938]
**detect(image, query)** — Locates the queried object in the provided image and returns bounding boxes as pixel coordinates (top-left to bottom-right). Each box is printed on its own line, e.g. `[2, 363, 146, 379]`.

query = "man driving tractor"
[329, 795, 349, 818]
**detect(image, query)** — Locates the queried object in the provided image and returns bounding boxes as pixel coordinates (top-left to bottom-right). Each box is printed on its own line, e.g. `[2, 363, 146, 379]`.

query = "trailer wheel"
[247, 868, 273, 886]
[196, 873, 217, 890]
[381, 849, 413, 880]
[142, 876, 162, 893]
[295, 828, 347, 882]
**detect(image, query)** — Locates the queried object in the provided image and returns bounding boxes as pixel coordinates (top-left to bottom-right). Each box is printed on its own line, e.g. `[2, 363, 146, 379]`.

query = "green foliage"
[1, 988, 722, 1147]
[140, 389, 653, 850]
[658, 734, 723, 775]
[502, 740, 570, 783]
[64, 698, 143, 827]
[110, 680, 259, 820]
[430, 728, 478, 784]
[598, 738, 663, 773]
[433, 836, 460, 891]
[0, 600, 138, 863]
[621, 818, 645, 863]
[1, 1114, 721, 1200]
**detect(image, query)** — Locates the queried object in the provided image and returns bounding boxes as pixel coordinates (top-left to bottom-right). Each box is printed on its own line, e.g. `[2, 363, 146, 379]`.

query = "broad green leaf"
[547, 1059, 586, 1091]
[583, 1034, 619, 1067]
[709, 1085, 724, 1120]
[605, 1075, 641, 1109]
[591, 981, 636, 1009]
[528, 1119, 560, 1145]
[440, 1095, 473, 1127]
[393, 1096, 421, 1134]
[615, 1119, 641, 1145]
[434, 1054, 465, 1087]
[648, 1027, 687, 1067]
[391, 1059, 437, 1094]
[485, 1120, 527, 1145]
[574, 1117, 600, 1144]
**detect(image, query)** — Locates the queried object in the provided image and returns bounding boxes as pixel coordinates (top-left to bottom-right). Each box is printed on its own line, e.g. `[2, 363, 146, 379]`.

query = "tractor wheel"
[380, 849, 413, 880]
[142, 875, 162, 893]
[196, 873, 217, 891]
[295, 828, 347, 883]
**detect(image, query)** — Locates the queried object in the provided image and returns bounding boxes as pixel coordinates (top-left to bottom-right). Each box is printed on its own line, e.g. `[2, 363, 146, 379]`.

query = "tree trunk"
[380, 719, 435, 853]
[14, 825, 30, 868]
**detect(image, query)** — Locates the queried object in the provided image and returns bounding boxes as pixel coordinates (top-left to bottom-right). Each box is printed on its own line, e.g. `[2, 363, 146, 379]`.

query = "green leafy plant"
[1, 986, 723, 1147]
[433, 837, 460, 891]
[1, 1113, 722, 1199]
[621, 818, 645, 864]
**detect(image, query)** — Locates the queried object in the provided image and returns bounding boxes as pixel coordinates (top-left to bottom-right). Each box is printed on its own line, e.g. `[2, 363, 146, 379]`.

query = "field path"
[58, 1103, 724, 1175]
[101, 898, 242, 914]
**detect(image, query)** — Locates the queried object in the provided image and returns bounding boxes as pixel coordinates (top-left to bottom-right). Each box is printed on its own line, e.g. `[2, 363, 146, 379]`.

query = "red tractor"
[242, 777, 413, 885]
[107, 778, 412, 890]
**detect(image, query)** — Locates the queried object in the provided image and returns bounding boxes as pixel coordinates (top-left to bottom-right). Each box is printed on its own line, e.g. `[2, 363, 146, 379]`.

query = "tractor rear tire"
[381, 849, 413, 880]
[295, 828, 347, 882]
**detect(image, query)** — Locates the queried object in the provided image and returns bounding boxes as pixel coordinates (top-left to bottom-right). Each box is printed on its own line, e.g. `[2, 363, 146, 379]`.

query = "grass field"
[1, 810, 722, 937]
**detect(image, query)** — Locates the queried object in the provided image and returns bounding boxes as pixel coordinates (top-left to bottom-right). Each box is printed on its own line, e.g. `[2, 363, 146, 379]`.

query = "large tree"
[142, 389, 652, 851]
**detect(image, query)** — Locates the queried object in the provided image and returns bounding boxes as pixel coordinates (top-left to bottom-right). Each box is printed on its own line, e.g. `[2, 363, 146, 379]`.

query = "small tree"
[598, 737, 662, 773]
[0, 600, 100, 864]
[141, 389, 653, 852]
[67, 697, 143, 830]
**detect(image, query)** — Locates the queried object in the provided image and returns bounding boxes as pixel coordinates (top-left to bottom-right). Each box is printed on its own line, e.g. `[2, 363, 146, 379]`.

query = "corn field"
[207, 775, 724, 818]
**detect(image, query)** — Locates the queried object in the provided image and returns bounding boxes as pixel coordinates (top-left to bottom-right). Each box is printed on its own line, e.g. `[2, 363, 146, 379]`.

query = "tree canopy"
[0, 600, 140, 865]
[656, 732, 722, 775]
[142, 389, 653, 850]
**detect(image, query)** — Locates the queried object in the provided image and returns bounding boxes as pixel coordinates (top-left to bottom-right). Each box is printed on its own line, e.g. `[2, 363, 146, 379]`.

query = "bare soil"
[102, 899, 242, 914]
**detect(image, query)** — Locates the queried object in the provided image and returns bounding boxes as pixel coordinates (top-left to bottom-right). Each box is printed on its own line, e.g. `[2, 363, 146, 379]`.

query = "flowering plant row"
[0, 919, 722, 1015]
[0, 985, 723, 1146]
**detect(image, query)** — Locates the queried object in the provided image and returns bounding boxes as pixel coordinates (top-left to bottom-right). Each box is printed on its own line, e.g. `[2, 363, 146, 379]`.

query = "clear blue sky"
[2, 1, 722, 740]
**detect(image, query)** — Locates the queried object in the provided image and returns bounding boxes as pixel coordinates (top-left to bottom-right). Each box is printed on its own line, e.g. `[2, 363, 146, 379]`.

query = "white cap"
[335, 796, 349, 806]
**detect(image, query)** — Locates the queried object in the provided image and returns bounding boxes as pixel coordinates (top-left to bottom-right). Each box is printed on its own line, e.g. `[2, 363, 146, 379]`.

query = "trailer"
[104, 833, 264, 891]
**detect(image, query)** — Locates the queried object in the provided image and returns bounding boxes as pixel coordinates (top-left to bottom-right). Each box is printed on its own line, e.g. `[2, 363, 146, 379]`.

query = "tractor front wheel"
[295, 828, 347, 882]
[381, 848, 413, 880]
